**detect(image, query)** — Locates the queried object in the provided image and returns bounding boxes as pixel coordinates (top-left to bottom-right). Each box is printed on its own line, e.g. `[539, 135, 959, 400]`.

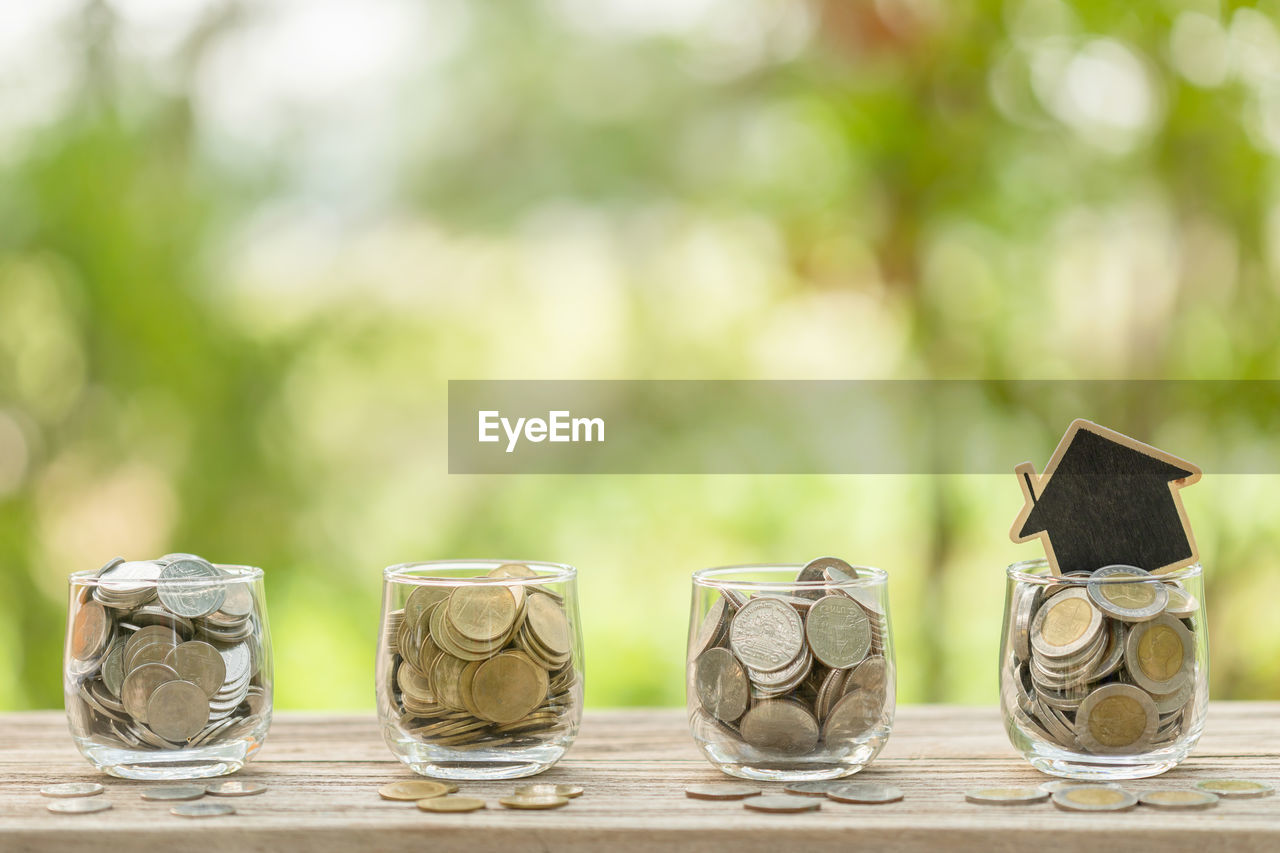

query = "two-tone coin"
[1051, 786, 1137, 812]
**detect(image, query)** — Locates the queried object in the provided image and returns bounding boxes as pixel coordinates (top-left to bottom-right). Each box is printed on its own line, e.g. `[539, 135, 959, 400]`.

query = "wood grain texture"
[2, 704, 1278, 853]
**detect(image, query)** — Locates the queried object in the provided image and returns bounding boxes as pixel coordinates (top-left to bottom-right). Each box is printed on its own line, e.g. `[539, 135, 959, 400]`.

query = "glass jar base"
[386, 734, 571, 780]
[1030, 756, 1184, 781]
[709, 763, 871, 782]
[75, 737, 260, 780]
[696, 737, 885, 782]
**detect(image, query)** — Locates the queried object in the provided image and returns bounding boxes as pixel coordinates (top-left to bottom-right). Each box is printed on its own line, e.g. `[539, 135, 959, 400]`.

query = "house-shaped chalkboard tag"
[1010, 418, 1202, 576]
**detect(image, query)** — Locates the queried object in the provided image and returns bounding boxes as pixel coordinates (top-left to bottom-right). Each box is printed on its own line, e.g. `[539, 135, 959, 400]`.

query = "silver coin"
[822, 688, 885, 744]
[694, 647, 749, 723]
[965, 786, 1050, 805]
[795, 557, 854, 599]
[146, 679, 211, 742]
[218, 583, 255, 618]
[739, 700, 820, 755]
[171, 801, 236, 817]
[690, 598, 731, 659]
[158, 559, 226, 618]
[141, 785, 206, 801]
[40, 782, 104, 798]
[1051, 786, 1138, 811]
[218, 642, 252, 685]
[743, 794, 821, 813]
[120, 662, 180, 723]
[729, 597, 805, 673]
[1087, 566, 1168, 622]
[205, 780, 267, 797]
[164, 641, 227, 698]
[48, 798, 112, 814]
[825, 782, 903, 804]
[805, 595, 871, 670]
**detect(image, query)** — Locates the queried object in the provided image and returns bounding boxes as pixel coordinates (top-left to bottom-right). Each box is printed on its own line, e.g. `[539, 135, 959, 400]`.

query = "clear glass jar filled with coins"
[1001, 560, 1208, 780]
[687, 559, 895, 781]
[377, 560, 584, 780]
[64, 555, 273, 779]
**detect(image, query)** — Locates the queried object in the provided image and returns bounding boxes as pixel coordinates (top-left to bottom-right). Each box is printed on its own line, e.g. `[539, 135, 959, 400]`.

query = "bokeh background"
[2, 0, 1279, 711]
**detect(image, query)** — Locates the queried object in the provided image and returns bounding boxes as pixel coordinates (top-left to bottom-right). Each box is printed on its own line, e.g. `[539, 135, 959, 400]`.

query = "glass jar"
[64, 556, 273, 780]
[1000, 559, 1208, 779]
[376, 560, 583, 780]
[687, 562, 895, 781]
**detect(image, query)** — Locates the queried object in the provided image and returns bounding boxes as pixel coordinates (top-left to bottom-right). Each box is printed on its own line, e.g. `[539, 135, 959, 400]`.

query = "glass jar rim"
[69, 563, 263, 587]
[383, 559, 576, 586]
[692, 563, 888, 590]
[1005, 558, 1202, 585]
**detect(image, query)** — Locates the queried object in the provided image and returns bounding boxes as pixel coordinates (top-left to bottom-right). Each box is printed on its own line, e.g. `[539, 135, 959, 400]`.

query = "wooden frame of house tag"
[1010, 418, 1203, 576]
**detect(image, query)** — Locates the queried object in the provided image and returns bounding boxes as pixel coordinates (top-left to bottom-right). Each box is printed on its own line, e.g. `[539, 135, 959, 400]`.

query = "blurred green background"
[2, 0, 1279, 711]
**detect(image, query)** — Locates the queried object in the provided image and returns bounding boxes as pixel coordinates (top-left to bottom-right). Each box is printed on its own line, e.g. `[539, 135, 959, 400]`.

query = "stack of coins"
[1007, 564, 1198, 755]
[67, 555, 269, 750]
[689, 557, 891, 757]
[385, 564, 579, 749]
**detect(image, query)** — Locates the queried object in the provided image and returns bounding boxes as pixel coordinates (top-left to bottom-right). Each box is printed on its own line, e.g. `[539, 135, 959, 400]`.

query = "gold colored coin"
[418, 796, 486, 813]
[471, 652, 548, 724]
[1089, 695, 1148, 748]
[1138, 624, 1184, 682]
[447, 586, 518, 643]
[498, 795, 569, 810]
[1043, 597, 1092, 646]
[515, 783, 583, 799]
[1101, 577, 1157, 609]
[1195, 779, 1275, 798]
[1140, 789, 1218, 810]
[1052, 786, 1138, 811]
[379, 781, 455, 801]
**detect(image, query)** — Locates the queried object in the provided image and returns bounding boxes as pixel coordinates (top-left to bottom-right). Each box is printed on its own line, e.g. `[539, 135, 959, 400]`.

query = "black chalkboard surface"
[1010, 419, 1202, 576]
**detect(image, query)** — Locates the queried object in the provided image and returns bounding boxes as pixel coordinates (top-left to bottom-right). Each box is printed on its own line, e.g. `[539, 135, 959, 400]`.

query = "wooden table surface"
[2, 704, 1278, 852]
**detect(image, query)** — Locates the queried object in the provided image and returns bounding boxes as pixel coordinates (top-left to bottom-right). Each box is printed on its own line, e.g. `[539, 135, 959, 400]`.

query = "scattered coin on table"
[40, 782, 104, 798]
[744, 795, 821, 813]
[1139, 789, 1219, 810]
[1195, 779, 1274, 798]
[684, 783, 762, 800]
[965, 787, 1049, 805]
[824, 782, 904, 804]
[171, 801, 235, 818]
[379, 780, 455, 801]
[418, 796, 487, 813]
[498, 794, 570, 810]
[514, 783, 583, 799]
[206, 780, 267, 797]
[141, 785, 205, 801]
[48, 798, 112, 815]
[1051, 786, 1137, 812]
